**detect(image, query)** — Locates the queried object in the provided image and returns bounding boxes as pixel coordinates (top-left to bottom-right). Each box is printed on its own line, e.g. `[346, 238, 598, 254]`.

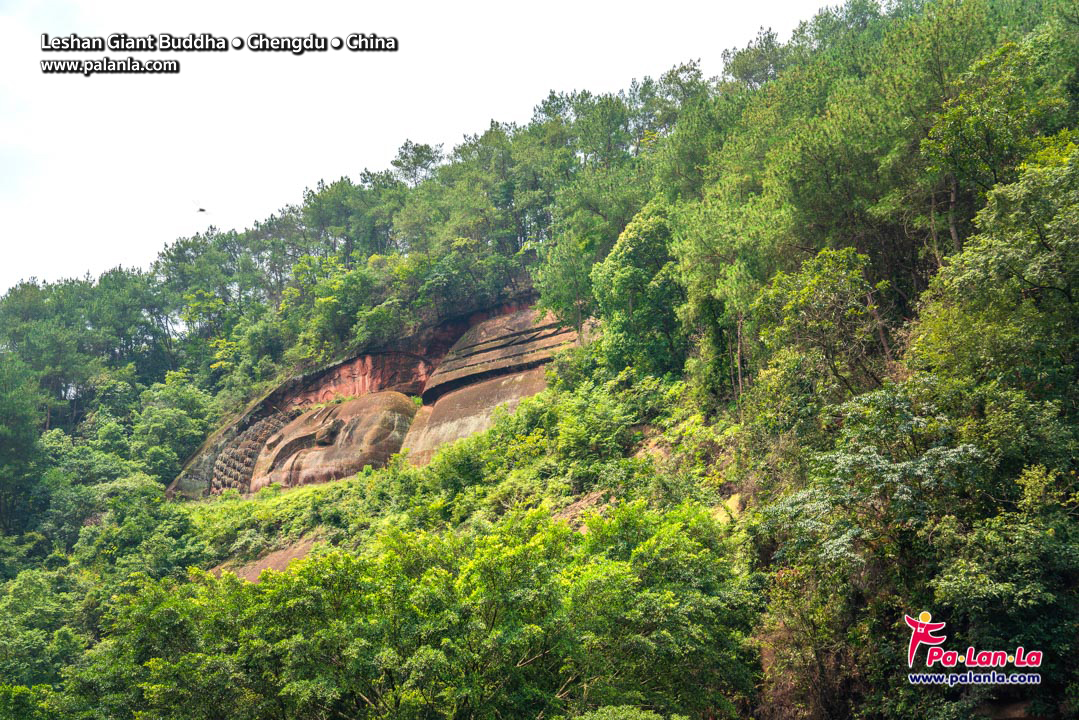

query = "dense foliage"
[1, 1, 1077, 717]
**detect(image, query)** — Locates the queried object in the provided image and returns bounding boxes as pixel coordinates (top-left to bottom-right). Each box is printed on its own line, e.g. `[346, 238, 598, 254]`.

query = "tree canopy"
[1, 1, 1078, 718]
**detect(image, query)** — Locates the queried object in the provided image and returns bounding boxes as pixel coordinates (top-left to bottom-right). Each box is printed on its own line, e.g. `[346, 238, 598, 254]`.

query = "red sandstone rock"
[213, 536, 317, 583]
[421, 309, 576, 402]
[401, 309, 577, 465]
[171, 301, 579, 497]
[403, 367, 549, 465]
[287, 352, 434, 408]
[249, 391, 417, 491]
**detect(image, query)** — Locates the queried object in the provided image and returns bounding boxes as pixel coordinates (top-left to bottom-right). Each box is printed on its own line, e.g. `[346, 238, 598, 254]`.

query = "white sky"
[0, 0, 827, 294]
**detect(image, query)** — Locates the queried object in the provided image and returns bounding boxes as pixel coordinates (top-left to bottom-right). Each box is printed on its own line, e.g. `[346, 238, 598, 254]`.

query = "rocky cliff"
[402, 310, 576, 464]
[249, 392, 417, 491]
[167, 302, 576, 498]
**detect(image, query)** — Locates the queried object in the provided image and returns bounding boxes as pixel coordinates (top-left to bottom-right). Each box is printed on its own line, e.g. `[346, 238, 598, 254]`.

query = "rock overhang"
[167, 301, 577, 498]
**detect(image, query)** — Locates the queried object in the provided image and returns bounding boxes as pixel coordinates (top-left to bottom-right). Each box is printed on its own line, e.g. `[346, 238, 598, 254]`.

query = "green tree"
[130, 371, 214, 483]
[0, 354, 42, 532]
[910, 138, 1079, 406]
[534, 234, 595, 336]
[591, 201, 687, 375]
[755, 247, 889, 394]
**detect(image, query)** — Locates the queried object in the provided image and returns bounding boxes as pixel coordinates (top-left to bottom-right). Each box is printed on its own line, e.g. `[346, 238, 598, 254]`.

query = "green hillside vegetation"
[1, 1, 1077, 717]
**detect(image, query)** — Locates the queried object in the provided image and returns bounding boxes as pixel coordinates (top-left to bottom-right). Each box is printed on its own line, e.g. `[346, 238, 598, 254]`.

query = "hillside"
[1, 1, 1078, 718]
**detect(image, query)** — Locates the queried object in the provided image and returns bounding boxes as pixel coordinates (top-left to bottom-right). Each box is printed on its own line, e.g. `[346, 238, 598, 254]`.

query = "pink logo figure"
[905, 611, 947, 667]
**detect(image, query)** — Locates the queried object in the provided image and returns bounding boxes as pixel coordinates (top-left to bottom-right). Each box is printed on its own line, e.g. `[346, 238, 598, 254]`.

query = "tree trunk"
[929, 190, 942, 269]
[867, 292, 894, 366]
[736, 312, 745, 422]
[728, 333, 738, 401]
[948, 176, 961, 253]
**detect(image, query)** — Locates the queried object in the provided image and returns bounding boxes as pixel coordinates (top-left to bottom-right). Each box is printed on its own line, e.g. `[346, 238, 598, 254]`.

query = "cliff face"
[167, 302, 576, 498]
[249, 392, 417, 491]
[402, 310, 576, 464]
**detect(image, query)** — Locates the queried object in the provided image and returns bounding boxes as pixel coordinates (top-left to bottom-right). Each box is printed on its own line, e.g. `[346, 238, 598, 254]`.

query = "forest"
[1, 0, 1077, 717]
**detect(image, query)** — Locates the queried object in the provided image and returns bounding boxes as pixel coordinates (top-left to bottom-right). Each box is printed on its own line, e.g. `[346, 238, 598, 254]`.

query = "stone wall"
[402, 367, 549, 465]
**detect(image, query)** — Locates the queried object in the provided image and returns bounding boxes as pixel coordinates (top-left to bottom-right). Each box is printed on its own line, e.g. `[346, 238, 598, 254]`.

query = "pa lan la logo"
[904, 611, 1043, 669]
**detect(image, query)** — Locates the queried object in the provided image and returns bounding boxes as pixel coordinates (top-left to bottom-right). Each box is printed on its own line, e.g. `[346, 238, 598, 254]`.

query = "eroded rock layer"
[403, 366, 548, 465]
[167, 301, 577, 498]
[403, 309, 577, 464]
[249, 392, 417, 492]
[421, 309, 576, 402]
[285, 352, 434, 408]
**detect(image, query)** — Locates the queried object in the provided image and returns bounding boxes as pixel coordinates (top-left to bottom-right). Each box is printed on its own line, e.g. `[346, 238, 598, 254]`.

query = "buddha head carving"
[249, 392, 417, 492]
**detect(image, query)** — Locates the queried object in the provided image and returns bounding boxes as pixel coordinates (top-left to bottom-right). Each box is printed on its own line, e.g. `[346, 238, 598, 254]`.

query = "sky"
[0, 0, 828, 294]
